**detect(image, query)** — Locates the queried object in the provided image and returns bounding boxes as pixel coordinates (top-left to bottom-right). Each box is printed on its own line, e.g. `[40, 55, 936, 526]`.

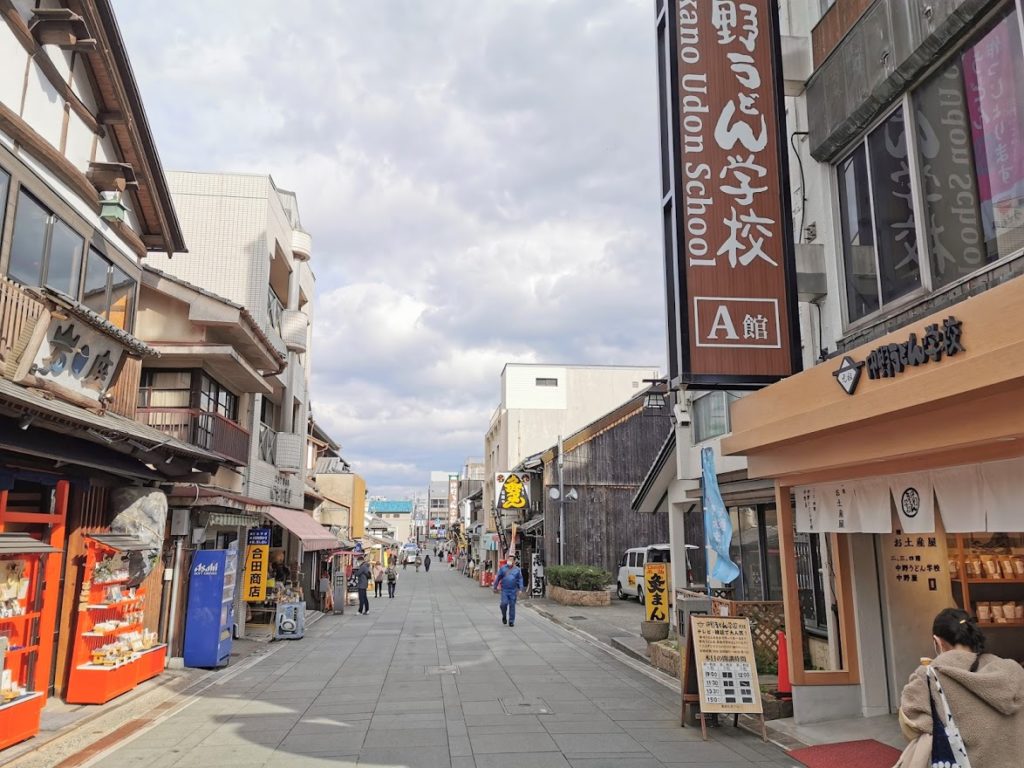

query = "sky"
[114, 0, 667, 498]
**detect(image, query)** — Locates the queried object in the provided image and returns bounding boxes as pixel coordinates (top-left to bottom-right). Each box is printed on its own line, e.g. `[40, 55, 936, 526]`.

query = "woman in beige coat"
[896, 608, 1024, 768]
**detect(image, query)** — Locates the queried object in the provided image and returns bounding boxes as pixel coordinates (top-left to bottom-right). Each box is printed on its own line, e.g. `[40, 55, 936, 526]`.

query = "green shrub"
[546, 565, 612, 591]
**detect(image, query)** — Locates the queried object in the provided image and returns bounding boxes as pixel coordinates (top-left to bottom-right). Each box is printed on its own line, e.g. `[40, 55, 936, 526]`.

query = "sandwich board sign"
[681, 615, 765, 740]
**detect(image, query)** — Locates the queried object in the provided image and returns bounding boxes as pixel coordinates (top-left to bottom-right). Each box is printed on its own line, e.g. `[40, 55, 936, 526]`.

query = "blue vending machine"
[183, 544, 237, 668]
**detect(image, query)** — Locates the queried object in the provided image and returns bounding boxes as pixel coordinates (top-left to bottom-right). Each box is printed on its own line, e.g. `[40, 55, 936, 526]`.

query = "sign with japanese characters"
[17, 315, 127, 402]
[243, 527, 271, 602]
[659, 0, 799, 387]
[644, 563, 669, 622]
[495, 473, 530, 513]
[687, 615, 762, 714]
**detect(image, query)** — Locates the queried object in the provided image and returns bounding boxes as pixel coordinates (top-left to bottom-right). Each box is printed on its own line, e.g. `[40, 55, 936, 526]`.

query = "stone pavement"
[75, 566, 800, 768]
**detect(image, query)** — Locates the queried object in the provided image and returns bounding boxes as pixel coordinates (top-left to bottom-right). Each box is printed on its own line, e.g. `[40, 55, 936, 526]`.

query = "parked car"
[616, 544, 670, 604]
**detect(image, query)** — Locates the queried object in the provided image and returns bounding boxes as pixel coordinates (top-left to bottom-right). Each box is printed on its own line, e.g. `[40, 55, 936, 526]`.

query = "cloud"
[114, 0, 665, 497]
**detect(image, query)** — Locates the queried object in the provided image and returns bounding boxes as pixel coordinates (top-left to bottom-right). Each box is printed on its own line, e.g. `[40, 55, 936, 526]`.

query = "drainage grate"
[425, 665, 460, 675]
[500, 697, 551, 715]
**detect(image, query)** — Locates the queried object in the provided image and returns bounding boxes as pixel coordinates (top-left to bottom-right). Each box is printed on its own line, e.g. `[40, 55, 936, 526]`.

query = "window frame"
[8, 188, 86, 298]
[691, 390, 738, 444]
[0, 149, 141, 334]
[833, 4, 1024, 334]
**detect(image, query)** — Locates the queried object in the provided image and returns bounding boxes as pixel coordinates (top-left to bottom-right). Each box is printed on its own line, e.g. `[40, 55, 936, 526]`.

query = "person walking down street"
[896, 607, 1024, 768]
[415, 555, 421, 572]
[385, 563, 397, 598]
[492, 556, 525, 627]
[424, 554, 431, 572]
[372, 562, 385, 598]
[355, 558, 371, 615]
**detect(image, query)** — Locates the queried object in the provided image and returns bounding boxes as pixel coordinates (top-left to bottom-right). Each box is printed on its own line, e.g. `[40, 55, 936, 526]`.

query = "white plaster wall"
[21, 59, 63, 148]
[0, 25, 28, 111]
[64, 114, 94, 171]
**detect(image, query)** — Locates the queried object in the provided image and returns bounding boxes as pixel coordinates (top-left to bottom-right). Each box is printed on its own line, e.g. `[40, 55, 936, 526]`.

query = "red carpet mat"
[787, 739, 902, 768]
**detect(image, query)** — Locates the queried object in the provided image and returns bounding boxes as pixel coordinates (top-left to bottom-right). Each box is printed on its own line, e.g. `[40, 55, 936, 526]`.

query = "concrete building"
[314, 456, 366, 541]
[427, 470, 455, 540]
[147, 171, 315, 510]
[367, 499, 414, 544]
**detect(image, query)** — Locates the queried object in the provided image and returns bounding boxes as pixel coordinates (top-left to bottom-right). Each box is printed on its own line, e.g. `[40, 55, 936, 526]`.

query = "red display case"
[64, 536, 166, 705]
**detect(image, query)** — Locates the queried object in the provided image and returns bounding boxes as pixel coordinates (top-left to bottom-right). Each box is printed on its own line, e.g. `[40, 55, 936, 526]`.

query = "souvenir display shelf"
[64, 536, 166, 705]
[948, 532, 1024, 630]
[0, 538, 53, 751]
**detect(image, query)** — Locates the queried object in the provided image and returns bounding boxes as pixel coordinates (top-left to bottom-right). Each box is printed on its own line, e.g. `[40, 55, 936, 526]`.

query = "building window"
[138, 370, 191, 408]
[8, 190, 84, 297]
[82, 248, 136, 331]
[535, 377, 558, 387]
[691, 391, 737, 443]
[199, 373, 238, 422]
[837, 8, 1024, 324]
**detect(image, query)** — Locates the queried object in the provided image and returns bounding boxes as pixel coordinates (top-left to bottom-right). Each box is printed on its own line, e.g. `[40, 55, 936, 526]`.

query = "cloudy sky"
[114, 0, 666, 498]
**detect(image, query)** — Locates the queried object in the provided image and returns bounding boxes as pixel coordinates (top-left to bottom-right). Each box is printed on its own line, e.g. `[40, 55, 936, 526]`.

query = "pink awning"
[263, 506, 338, 551]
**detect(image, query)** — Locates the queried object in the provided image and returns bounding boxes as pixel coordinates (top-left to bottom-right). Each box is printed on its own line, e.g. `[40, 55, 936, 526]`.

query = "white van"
[616, 544, 670, 604]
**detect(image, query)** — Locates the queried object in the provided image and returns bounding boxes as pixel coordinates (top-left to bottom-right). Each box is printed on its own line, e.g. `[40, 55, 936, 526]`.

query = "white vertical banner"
[980, 457, 1024, 532]
[846, 477, 892, 533]
[889, 474, 935, 533]
[795, 483, 853, 532]
[931, 465, 985, 532]
[795, 485, 824, 533]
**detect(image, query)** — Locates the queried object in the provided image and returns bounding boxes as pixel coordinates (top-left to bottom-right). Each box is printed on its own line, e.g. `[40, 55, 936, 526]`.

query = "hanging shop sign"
[448, 474, 459, 523]
[644, 563, 669, 622]
[243, 527, 271, 602]
[833, 316, 966, 395]
[14, 315, 127, 402]
[657, 0, 800, 388]
[495, 473, 530, 513]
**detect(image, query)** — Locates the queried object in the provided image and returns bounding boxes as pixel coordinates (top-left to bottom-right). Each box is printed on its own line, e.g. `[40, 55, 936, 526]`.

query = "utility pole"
[557, 434, 565, 565]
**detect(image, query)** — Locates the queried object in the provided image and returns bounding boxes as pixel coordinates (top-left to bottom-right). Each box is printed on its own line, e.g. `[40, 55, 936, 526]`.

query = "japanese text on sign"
[644, 563, 670, 622]
[243, 527, 271, 602]
[690, 615, 763, 714]
[664, 0, 798, 382]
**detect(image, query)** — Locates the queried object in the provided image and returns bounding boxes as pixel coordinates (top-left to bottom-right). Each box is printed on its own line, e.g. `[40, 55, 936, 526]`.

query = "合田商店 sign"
[657, 0, 800, 388]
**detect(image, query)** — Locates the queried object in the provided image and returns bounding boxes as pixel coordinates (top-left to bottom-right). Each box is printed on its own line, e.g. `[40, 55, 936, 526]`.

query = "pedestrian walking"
[492, 556, 524, 627]
[896, 607, 1024, 768]
[415, 555, 421, 572]
[372, 561, 385, 598]
[319, 569, 332, 612]
[424, 554, 431, 572]
[385, 563, 397, 598]
[355, 558, 371, 615]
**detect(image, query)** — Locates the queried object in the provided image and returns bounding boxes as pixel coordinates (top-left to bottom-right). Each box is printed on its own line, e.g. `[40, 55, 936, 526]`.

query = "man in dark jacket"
[424, 554, 432, 572]
[355, 558, 371, 615]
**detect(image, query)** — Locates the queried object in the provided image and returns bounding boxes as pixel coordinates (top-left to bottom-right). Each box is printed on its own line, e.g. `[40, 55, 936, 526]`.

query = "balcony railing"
[267, 289, 284, 335]
[137, 407, 250, 466]
[0, 277, 45, 369]
[258, 421, 277, 463]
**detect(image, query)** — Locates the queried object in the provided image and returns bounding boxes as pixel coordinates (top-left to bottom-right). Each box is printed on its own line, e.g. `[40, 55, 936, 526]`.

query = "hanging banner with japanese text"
[644, 562, 670, 622]
[495, 473, 531, 513]
[243, 527, 271, 602]
[657, 0, 799, 387]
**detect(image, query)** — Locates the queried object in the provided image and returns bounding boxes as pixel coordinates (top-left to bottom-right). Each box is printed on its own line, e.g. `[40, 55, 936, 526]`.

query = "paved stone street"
[81, 568, 799, 768]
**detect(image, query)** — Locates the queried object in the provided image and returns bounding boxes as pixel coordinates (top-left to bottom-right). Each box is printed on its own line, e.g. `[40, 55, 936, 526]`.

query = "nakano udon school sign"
[657, 1, 800, 388]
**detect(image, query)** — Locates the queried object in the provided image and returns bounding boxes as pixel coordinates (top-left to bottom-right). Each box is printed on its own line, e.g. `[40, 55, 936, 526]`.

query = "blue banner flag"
[701, 447, 740, 584]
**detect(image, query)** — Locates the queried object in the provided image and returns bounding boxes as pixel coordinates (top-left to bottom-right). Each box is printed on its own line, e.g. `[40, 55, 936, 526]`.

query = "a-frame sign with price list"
[680, 614, 766, 741]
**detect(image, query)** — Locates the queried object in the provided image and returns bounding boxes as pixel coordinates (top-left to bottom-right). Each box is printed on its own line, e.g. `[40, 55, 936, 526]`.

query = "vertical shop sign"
[244, 527, 271, 602]
[644, 562, 669, 622]
[658, 0, 799, 387]
[448, 474, 459, 524]
[495, 473, 531, 513]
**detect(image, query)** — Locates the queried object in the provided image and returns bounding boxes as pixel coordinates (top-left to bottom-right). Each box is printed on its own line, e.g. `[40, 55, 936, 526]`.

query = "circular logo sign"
[901, 488, 921, 518]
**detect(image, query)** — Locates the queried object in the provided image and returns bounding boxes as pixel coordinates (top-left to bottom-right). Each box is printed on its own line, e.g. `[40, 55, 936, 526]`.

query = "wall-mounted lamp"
[18, 414, 34, 430]
[642, 378, 669, 411]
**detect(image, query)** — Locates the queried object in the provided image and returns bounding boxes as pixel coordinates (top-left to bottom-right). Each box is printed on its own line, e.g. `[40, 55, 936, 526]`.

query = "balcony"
[275, 431, 303, 473]
[258, 421, 277, 464]
[137, 408, 250, 466]
[281, 309, 308, 352]
[292, 229, 312, 261]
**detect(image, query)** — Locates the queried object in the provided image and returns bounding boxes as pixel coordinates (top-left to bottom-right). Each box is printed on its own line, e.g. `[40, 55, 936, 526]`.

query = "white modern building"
[147, 172, 315, 511]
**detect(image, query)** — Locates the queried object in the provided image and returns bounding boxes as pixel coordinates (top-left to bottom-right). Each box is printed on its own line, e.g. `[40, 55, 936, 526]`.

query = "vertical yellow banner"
[644, 562, 669, 622]
[244, 528, 271, 602]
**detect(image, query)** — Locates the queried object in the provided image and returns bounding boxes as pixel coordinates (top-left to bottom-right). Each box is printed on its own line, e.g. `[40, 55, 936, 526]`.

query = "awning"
[519, 516, 544, 534]
[0, 532, 58, 554]
[85, 533, 154, 551]
[262, 506, 338, 551]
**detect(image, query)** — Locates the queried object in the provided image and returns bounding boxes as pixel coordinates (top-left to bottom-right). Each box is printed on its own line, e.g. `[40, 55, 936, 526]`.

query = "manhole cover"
[500, 697, 550, 715]
[568, 615, 587, 620]
[426, 665, 460, 675]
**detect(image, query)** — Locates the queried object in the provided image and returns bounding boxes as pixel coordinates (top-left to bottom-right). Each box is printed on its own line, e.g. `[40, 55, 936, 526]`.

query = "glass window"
[627, 552, 636, 567]
[535, 378, 558, 387]
[838, 147, 879, 321]
[763, 506, 783, 602]
[8, 191, 48, 287]
[637, 552, 646, 567]
[737, 506, 764, 601]
[46, 219, 83, 296]
[83, 248, 110, 317]
[692, 391, 736, 443]
[867, 108, 921, 303]
[108, 264, 135, 331]
[138, 370, 191, 408]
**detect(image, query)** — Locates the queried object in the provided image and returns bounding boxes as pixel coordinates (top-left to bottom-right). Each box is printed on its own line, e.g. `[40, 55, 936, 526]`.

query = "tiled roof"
[42, 288, 156, 357]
